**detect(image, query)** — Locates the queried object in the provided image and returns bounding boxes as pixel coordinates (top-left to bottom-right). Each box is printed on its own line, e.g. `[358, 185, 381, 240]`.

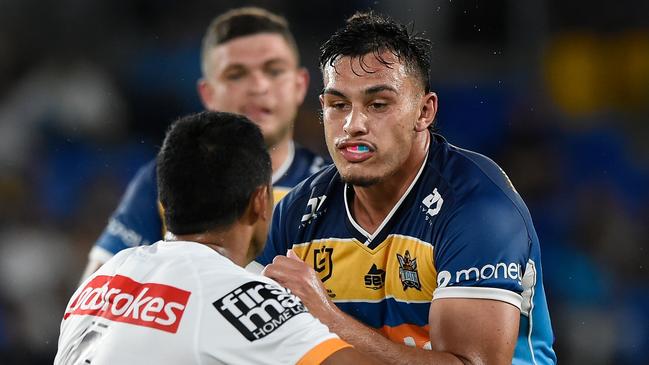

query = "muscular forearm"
[263, 254, 514, 365]
[324, 307, 466, 365]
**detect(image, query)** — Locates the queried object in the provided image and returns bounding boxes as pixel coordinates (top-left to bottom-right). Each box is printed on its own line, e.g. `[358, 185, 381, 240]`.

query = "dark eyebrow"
[321, 88, 347, 98]
[221, 58, 290, 72]
[222, 64, 246, 73]
[364, 85, 398, 95]
[264, 58, 291, 67]
[321, 85, 398, 97]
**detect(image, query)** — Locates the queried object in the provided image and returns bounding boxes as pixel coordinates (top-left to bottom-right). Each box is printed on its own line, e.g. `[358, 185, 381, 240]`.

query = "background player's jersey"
[57, 241, 349, 365]
[258, 133, 557, 364]
[90, 142, 327, 262]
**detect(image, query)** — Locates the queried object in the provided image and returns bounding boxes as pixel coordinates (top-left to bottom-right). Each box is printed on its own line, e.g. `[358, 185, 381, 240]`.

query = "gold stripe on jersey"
[158, 201, 166, 237]
[273, 187, 291, 204]
[292, 234, 437, 302]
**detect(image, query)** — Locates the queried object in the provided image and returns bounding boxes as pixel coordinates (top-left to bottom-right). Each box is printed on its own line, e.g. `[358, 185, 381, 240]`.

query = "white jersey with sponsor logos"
[55, 241, 349, 365]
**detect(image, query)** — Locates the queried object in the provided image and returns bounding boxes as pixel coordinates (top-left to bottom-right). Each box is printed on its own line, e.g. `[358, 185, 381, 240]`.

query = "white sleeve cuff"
[433, 286, 523, 310]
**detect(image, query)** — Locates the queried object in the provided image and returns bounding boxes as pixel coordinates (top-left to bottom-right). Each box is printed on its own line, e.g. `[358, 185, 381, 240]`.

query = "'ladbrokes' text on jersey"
[258, 133, 556, 365]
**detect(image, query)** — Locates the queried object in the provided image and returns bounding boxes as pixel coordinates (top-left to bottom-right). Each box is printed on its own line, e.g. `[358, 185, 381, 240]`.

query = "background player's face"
[320, 52, 429, 186]
[199, 33, 309, 149]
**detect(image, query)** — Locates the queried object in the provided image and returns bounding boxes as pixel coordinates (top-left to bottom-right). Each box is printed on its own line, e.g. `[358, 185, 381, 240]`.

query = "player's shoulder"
[197, 253, 291, 299]
[98, 241, 254, 292]
[93, 243, 145, 275]
[431, 135, 523, 209]
[121, 158, 158, 199]
[428, 135, 533, 238]
[133, 158, 157, 182]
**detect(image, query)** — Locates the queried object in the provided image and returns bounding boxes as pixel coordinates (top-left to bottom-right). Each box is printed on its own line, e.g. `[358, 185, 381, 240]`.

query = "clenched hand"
[262, 250, 343, 326]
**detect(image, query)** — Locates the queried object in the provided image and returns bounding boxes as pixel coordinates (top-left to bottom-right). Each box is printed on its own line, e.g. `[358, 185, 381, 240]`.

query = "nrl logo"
[397, 250, 421, 291]
[313, 246, 334, 282]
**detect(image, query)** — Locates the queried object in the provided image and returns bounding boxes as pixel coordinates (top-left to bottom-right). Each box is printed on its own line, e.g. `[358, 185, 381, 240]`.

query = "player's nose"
[343, 106, 369, 136]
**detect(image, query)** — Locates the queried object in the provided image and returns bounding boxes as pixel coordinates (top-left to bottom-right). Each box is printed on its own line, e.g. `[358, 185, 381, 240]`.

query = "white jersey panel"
[55, 241, 343, 365]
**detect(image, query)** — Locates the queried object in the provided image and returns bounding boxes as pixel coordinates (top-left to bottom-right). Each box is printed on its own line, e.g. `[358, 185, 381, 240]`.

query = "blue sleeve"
[93, 161, 162, 256]
[256, 196, 292, 266]
[434, 193, 530, 295]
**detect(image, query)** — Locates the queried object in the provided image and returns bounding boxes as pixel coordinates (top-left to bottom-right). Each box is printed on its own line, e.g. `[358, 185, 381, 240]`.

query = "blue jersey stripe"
[335, 298, 430, 328]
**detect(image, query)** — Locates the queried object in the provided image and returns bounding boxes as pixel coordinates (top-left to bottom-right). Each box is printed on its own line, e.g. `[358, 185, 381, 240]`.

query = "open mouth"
[337, 141, 375, 163]
[347, 145, 370, 153]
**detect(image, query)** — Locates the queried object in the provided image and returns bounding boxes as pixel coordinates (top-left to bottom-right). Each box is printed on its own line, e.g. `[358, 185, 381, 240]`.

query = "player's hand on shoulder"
[262, 250, 340, 324]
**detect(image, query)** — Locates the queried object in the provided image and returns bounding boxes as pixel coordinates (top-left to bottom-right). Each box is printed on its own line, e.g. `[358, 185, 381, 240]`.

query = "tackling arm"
[263, 251, 519, 365]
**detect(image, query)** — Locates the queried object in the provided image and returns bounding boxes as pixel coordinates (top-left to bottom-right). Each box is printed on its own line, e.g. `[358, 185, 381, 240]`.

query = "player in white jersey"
[55, 112, 373, 365]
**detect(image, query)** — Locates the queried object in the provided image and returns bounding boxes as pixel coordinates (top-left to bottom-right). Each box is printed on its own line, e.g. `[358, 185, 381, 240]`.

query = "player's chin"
[339, 170, 382, 187]
[257, 120, 276, 136]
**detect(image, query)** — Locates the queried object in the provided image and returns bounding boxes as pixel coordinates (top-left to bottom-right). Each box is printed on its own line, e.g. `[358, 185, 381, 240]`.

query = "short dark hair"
[201, 7, 299, 75]
[157, 111, 271, 235]
[319, 11, 432, 93]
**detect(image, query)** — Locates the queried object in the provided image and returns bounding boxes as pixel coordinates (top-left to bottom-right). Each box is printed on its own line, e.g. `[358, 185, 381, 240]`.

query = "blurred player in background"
[81, 7, 326, 278]
[261, 12, 556, 364]
[56, 111, 372, 365]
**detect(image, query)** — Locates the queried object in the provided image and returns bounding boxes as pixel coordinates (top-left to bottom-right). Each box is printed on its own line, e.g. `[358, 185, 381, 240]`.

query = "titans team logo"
[313, 246, 334, 282]
[397, 250, 421, 291]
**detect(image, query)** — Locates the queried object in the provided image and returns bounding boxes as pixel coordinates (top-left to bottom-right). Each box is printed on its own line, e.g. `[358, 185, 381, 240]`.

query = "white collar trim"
[271, 141, 295, 184]
[344, 149, 430, 245]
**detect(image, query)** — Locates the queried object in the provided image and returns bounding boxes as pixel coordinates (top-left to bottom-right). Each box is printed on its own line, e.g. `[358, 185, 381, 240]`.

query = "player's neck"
[167, 226, 253, 267]
[351, 133, 429, 234]
[268, 135, 293, 174]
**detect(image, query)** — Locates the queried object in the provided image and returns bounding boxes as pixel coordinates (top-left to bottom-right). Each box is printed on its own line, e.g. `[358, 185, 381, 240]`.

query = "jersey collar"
[271, 141, 295, 185]
[343, 147, 430, 247]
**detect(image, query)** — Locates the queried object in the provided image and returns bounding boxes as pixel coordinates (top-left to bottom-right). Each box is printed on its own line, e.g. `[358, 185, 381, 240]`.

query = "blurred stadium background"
[1, 0, 648, 363]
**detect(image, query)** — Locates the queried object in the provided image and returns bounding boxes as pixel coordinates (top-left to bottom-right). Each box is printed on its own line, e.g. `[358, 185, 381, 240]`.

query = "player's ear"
[197, 78, 215, 110]
[295, 67, 310, 104]
[249, 184, 272, 224]
[260, 184, 272, 222]
[415, 92, 438, 132]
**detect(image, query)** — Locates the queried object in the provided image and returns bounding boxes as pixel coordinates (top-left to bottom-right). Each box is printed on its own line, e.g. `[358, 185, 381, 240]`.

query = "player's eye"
[330, 101, 349, 111]
[266, 67, 287, 77]
[224, 69, 247, 80]
[369, 102, 388, 111]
